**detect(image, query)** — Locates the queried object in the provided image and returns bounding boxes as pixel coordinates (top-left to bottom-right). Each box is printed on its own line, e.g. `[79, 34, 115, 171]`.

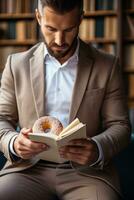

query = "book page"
[57, 124, 87, 147]
[59, 118, 80, 136]
[58, 123, 84, 138]
[28, 133, 63, 163]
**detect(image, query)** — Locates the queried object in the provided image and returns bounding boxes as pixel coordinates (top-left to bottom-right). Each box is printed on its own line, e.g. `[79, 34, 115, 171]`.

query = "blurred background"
[0, 0, 134, 199]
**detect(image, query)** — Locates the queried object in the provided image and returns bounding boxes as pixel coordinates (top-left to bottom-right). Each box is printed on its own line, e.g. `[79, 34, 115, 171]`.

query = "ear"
[35, 9, 41, 26]
[79, 11, 84, 24]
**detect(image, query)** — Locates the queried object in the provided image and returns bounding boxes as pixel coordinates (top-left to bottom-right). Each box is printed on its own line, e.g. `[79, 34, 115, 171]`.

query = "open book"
[28, 118, 86, 163]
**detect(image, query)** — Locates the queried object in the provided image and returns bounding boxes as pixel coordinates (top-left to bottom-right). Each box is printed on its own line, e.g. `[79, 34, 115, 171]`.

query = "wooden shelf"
[0, 13, 35, 20]
[124, 37, 134, 42]
[124, 9, 134, 14]
[84, 10, 117, 17]
[124, 68, 134, 73]
[128, 99, 134, 108]
[0, 40, 37, 46]
[85, 38, 117, 44]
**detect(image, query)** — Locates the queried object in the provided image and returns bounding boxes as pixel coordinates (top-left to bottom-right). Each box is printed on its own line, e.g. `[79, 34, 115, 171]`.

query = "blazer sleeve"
[92, 57, 131, 166]
[0, 55, 19, 162]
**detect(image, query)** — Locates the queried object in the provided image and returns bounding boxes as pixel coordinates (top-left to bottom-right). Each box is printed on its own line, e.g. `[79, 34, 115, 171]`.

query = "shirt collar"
[44, 39, 79, 67]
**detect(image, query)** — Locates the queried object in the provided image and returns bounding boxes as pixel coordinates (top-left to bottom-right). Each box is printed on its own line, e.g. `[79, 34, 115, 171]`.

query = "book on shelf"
[104, 16, 117, 39]
[126, 15, 134, 37]
[0, 0, 38, 14]
[95, 17, 104, 38]
[129, 109, 134, 133]
[128, 74, 134, 99]
[130, 0, 134, 9]
[16, 21, 26, 41]
[83, 0, 95, 12]
[28, 118, 87, 163]
[0, 20, 37, 41]
[0, 22, 8, 39]
[95, 0, 116, 10]
[124, 0, 134, 9]
[79, 18, 95, 41]
[124, 44, 134, 70]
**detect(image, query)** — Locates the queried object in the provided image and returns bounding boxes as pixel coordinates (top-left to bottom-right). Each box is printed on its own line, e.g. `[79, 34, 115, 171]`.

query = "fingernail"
[42, 144, 49, 149]
[59, 153, 64, 158]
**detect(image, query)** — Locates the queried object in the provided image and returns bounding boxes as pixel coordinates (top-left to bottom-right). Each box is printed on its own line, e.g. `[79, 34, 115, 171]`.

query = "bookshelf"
[79, 0, 120, 56]
[0, 0, 38, 72]
[79, 0, 134, 108]
[122, 0, 134, 108]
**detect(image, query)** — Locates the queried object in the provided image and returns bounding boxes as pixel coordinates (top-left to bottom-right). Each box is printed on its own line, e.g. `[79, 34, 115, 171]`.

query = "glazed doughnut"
[33, 116, 63, 135]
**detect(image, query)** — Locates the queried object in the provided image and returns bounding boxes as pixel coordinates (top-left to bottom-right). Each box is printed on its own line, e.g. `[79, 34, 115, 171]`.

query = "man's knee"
[0, 173, 60, 200]
[0, 174, 22, 200]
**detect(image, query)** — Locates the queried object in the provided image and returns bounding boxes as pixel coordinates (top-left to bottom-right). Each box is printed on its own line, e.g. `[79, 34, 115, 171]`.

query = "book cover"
[95, 17, 104, 38]
[104, 16, 117, 39]
[28, 118, 87, 163]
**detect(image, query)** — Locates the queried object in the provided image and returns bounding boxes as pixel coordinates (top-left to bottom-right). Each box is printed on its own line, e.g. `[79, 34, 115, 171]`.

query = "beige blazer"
[0, 40, 130, 195]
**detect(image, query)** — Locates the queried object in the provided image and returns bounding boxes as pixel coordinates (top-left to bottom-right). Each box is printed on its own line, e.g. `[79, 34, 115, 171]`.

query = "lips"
[53, 47, 66, 50]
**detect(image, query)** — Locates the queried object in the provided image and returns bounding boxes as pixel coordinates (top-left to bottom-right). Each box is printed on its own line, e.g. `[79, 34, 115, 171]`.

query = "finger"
[21, 128, 32, 137]
[19, 149, 45, 158]
[18, 142, 48, 153]
[59, 145, 92, 156]
[59, 145, 86, 154]
[68, 139, 91, 147]
[19, 139, 48, 152]
[61, 152, 89, 165]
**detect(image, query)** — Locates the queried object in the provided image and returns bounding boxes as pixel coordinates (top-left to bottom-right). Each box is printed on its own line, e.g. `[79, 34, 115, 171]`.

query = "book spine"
[0, 22, 8, 39]
[126, 15, 134, 37]
[128, 74, 134, 99]
[16, 21, 26, 41]
[124, 44, 134, 69]
[104, 16, 117, 39]
[83, 0, 95, 12]
[8, 21, 16, 39]
[95, 17, 104, 38]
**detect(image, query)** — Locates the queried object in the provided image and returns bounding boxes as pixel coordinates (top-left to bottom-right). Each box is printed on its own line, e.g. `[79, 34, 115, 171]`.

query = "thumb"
[21, 128, 32, 136]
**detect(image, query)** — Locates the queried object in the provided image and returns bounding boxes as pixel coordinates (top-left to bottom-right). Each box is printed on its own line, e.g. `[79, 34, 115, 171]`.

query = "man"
[0, 0, 130, 199]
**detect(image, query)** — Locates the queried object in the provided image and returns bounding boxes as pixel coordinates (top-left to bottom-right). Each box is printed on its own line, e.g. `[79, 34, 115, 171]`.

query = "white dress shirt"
[44, 45, 78, 128]
[10, 40, 103, 166]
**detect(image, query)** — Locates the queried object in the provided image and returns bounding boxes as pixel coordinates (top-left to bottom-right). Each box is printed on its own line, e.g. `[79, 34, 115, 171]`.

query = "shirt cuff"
[9, 134, 19, 157]
[88, 137, 104, 167]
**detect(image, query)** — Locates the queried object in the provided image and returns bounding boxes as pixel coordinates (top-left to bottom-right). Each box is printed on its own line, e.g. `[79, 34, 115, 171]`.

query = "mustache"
[50, 43, 69, 48]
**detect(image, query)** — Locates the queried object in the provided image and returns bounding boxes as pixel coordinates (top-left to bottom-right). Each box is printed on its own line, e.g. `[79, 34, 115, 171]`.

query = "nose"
[55, 31, 65, 46]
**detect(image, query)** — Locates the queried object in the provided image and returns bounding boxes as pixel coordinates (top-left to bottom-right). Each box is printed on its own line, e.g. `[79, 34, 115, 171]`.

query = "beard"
[43, 36, 78, 59]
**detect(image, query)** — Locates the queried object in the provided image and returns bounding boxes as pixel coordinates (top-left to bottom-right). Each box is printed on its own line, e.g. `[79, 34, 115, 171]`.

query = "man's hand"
[59, 139, 99, 165]
[14, 128, 49, 159]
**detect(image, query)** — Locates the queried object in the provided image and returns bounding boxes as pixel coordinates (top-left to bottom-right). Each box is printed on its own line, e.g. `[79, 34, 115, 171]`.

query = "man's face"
[36, 6, 82, 61]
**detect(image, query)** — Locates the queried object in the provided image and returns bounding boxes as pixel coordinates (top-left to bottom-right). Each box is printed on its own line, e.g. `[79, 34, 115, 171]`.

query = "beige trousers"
[0, 161, 121, 200]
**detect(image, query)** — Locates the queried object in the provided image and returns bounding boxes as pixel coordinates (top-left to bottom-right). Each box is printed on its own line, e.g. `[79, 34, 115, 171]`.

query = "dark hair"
[38, 0, 83, 15]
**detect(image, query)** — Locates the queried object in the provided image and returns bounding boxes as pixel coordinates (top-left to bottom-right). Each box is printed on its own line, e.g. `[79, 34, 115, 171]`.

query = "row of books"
[124, 44, 134, 70]
[123, 0, 134, 9]
[129, 108, 134, 132]
[0, 0, 37, 14]
[0, 21, 37, 41]
[79, 17, 117, 40]
[124, 15, 134, 37]
[0, 47, 27, 72]
[83, 0, 118, 12]
[126, 74, 134, 99]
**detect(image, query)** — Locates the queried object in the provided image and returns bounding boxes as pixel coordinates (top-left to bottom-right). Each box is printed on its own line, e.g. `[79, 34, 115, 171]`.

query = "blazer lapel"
[69, 41, 94, 122]
[30, 43, 45, 118]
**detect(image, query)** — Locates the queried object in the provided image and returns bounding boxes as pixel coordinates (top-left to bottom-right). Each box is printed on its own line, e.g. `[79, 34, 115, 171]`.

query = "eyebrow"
[45, 25, 77, 31]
